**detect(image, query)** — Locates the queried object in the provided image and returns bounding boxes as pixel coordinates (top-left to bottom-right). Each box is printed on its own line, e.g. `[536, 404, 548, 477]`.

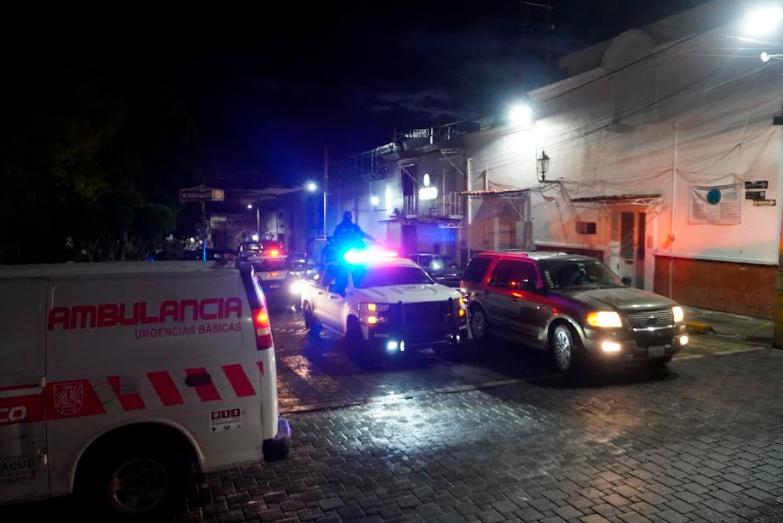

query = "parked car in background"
[408, 253, 463, 287]
[462, 251, 688, 373]
[238, 241, 262, 261]
[182, 247, 237, 263]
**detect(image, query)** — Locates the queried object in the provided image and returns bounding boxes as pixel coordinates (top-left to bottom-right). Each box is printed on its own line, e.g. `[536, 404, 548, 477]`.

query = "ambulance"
[0, 262, 290, 517]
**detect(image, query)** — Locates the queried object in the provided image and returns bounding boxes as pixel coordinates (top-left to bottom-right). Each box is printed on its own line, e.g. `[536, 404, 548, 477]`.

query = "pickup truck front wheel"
[346, 317, 381, 368]
[303, 303, 321, 337]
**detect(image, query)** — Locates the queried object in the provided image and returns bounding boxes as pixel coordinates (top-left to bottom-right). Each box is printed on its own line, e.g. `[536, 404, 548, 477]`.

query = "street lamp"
[537, 150, 551, 182]
[305, 181, 318, 192]
[370, 195, 380, 207]
[508, 102, 534, 128]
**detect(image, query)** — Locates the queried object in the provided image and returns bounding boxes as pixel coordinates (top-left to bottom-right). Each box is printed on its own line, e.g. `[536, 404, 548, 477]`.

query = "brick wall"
[654, 255, 776, 319]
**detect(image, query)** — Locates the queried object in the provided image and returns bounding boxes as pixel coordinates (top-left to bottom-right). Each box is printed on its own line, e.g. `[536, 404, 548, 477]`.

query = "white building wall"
[465, 20, 783, 270]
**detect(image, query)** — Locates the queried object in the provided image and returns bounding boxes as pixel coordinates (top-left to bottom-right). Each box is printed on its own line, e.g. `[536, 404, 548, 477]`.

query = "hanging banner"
[688, 184, 740, 225]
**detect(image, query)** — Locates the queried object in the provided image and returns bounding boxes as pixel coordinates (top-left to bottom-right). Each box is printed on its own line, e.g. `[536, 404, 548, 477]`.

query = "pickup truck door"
[313, 266, 335, 327]
[324, 266, 349, 332]
[315, 265, 349, 332]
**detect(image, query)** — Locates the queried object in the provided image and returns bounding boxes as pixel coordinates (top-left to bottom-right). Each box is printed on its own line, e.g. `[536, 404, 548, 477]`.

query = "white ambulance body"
[0, 262, 290, 516]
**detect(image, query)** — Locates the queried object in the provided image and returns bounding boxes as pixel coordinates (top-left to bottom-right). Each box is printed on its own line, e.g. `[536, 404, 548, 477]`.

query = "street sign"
[746, 190, 766, 200]
[745, 180, 768, 190]
[179, 185, 225, 203]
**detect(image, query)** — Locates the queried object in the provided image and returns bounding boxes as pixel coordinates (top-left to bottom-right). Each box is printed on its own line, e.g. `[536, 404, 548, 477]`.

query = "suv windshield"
[540, 259, 623, 290]
[352, 266, 434, 288]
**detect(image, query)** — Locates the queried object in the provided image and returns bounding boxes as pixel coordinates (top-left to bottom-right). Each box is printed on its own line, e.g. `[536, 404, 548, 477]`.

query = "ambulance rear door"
[0, 278, 49, 503]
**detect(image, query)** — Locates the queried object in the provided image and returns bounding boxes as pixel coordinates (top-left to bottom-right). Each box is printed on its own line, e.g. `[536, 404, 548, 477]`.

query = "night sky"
[6, 1, 709, 187]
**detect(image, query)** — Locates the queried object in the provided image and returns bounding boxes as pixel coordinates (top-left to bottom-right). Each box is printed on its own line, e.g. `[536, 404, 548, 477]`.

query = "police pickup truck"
[300, 247, 468, 364]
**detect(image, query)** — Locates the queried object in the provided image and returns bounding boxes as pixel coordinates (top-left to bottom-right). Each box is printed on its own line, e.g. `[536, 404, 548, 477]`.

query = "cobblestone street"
[5, 311, 783, 522]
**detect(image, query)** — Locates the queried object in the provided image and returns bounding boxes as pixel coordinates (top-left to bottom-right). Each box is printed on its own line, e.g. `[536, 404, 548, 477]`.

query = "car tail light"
[267, 248, 281, 257]
[252, 306, 273, 350]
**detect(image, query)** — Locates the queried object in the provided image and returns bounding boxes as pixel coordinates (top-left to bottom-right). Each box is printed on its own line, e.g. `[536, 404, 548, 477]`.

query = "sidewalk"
[685, 306, 773, 346]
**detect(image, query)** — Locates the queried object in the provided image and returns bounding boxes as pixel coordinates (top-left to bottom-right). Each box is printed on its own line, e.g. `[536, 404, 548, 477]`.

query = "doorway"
[612, 210, 647, 289]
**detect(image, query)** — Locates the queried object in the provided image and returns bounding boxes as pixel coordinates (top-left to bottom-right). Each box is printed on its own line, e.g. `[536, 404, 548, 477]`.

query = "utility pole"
[776, 125, 783, 349]
[323, 146, 328, 238]
[201, 200, 208, 262]
[255, 201, 261, 239]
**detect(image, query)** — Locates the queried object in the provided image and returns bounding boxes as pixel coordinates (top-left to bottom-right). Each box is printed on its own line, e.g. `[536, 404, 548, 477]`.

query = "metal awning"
[569, 194, 662, 206]
[461, 189, 531, 198]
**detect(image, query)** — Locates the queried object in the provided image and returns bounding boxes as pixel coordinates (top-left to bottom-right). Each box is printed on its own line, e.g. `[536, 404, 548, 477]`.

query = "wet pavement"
[4, 309, 783, 522]
[270, 309, 557, 414]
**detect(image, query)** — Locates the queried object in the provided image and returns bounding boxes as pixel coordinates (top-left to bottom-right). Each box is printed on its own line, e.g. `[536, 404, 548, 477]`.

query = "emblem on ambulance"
[53, 382, 85, 416]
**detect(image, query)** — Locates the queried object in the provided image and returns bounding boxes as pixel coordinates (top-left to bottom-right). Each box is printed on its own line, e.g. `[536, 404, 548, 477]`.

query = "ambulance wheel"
[303, 302, 321, 336]
[84, 439, 191, 519]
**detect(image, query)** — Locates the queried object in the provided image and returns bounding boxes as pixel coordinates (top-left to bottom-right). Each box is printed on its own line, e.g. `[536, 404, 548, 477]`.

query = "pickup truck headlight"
[360, 303, 390, 325]
[672, 306, 684, 323]
[585, 311, 623, 328]
[360, 303, 390, 314]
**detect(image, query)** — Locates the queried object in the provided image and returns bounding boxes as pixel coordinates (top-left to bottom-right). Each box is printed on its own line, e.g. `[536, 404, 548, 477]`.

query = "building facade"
[333, 0, 783, 319]
[466, 0, 782, 318]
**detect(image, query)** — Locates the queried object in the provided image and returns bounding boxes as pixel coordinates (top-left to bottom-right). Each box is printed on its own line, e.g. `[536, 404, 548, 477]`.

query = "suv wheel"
[552, 324, 581, 374]
[470, 306, 490, 341]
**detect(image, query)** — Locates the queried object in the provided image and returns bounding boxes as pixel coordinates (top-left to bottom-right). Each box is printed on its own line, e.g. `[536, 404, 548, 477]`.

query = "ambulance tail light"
[252, 306, 274, 350]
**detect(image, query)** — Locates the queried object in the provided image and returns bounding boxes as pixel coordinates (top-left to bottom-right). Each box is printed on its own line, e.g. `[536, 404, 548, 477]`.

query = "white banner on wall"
[688, 184, 740, 225]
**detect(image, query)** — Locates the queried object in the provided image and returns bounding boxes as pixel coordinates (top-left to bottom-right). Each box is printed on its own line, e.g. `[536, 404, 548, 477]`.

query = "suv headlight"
[585, 311, 623, 328]
[672, 306, 684, 323]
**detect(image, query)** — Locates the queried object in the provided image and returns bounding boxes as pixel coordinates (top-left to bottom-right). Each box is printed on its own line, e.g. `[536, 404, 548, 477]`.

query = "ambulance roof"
[0, 261, 237, 279]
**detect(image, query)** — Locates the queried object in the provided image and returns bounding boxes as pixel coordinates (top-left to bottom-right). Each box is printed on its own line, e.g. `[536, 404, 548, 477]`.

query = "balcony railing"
[403, 192, 464, 218]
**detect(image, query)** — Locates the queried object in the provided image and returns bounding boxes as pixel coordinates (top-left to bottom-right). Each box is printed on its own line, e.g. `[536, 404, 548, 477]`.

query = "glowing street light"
[370, 195, 380, 207]
[508, 102, 534, 128]
[741, 4, 783, 37]
[305, 181, 318, 192]
[246, 203, 253, 210]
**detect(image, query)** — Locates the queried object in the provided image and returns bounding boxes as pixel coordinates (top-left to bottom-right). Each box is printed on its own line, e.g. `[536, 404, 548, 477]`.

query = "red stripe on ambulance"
[108, 376, 146, 411]
[222, 364, 256, 397]
[185, 368, 221, 402]
[0, 392, 44, 424]
[147, 371, 185, 406]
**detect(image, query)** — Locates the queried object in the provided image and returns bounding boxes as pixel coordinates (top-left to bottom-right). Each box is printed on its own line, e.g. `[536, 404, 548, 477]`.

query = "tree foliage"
[0, 47, 207, 263]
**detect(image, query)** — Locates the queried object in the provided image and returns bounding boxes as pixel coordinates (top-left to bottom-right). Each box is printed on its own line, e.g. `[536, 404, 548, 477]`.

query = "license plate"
[648, 346, 667, 358]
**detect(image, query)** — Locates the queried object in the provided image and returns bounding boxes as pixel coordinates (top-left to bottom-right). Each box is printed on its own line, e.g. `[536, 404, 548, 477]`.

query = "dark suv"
[408, 253, 463, 287]
[462, 251, 688, 372]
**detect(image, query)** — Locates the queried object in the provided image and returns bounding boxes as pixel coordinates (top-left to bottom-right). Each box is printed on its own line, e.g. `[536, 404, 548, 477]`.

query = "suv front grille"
[625, 309, 674, 329]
